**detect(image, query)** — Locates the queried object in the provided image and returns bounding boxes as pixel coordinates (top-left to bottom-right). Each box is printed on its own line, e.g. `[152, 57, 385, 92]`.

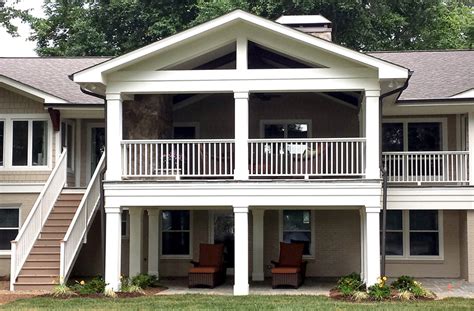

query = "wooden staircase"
[14, 191, 84, 291]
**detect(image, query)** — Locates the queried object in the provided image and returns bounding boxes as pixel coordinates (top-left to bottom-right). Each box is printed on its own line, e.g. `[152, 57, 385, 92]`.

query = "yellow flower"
[80, 280, 85, 285]
[379, 284, 383, 288]
[382, 276, 387, 281]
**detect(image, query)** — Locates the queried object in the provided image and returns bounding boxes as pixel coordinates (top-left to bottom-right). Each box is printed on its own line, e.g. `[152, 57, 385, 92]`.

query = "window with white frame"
[281, 210, 314, 256]
[161, 210, 191, 256]
[0, 120, 4, 166]
[61, 121, 74, 171]
[262, 120, 311, 138]
[12, 120, 49, 167]
[0, 208, 20, 252]
[381, 210, 442, 259]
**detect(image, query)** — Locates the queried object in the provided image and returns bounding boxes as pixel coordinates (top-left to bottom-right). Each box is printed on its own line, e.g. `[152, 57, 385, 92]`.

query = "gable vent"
[276, 15, 332, 41]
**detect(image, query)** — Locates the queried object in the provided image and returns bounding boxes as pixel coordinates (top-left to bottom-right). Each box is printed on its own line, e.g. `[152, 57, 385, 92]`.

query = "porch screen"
[282, 210, 312, 255]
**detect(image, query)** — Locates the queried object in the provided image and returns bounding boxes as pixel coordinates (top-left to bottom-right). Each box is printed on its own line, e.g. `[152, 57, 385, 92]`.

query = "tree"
[18, 0, 474, 56]
[0, 0, 31, 36]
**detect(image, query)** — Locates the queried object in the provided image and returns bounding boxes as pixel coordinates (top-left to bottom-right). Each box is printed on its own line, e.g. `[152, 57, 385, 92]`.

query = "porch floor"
[156, 277, 474, 298]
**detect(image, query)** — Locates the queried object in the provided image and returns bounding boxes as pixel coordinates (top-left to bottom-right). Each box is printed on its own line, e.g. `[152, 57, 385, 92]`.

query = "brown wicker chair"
[271, 242, 307, 289]
[189, 243, 226, 288]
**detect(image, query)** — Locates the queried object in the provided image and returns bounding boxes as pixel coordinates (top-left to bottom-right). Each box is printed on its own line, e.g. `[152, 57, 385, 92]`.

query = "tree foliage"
[6, 0, 474, 56]
[0, 0, 31, 36]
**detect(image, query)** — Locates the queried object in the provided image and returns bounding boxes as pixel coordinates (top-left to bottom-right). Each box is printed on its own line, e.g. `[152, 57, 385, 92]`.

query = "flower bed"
[50, 274, 166, 299]
[330, 274, 436, 302]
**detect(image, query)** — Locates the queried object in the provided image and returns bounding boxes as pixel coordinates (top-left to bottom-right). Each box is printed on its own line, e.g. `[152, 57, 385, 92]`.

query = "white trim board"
[0, 183, 44, 193]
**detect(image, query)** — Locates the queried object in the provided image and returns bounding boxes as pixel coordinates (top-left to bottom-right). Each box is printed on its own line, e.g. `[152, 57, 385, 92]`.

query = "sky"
[0, 0, 45, 57]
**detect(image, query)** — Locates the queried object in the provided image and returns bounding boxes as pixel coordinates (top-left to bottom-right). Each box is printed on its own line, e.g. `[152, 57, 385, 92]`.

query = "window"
[121, 210, 129, 238]
[12, 120, 49, 167]
[262, 120, 311, 138]
[382, 120, 444, 152]
[61, 121, 74, 171]
[0, 121, 4, 166]
[281, 210, 313, 256]
[161, 211, 191, 257]
[381, 210, 442, 259]
[0, 208, 19, 251]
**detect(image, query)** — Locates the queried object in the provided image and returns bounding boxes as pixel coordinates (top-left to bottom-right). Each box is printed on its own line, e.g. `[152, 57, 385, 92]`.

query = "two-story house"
[1, 10, 473, 295]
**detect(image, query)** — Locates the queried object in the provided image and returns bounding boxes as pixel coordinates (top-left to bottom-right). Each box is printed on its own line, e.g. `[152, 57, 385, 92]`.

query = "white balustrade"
[248, 138, 366, 177]
[10, 149, 67, 290]
[121, 140, 235, 178]
[60, 152, 105, 283]
[382, 151, 469, 183]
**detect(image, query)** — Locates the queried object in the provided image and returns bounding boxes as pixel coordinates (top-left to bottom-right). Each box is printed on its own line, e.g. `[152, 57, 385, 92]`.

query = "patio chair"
[271, 242, 307, 289]
[188, 243, 226, 288]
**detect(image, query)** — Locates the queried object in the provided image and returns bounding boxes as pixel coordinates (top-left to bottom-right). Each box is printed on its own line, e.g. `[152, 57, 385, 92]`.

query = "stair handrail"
[60, 152, 105, 283]
[10, 149, 67, 290]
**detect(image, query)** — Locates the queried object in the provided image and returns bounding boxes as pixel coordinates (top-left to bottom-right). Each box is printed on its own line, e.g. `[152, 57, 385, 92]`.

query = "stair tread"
[26, 259, 59, 262]
[30, 251, 60, 254]
[15, 282, 59, 285]
[18, 274, 58, 277]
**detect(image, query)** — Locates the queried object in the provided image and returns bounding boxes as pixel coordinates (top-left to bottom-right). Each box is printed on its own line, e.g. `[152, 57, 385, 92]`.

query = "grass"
[1, 295, 473, 310]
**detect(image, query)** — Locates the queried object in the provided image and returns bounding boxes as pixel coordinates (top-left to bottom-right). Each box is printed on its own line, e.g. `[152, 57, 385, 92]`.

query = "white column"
[364, 90, 380, 179]
[236, 37, 248, 70]
[359, 209, 366, 282]
[147, 209, 160, 279]
[234, 92, 249, 180]
[129, 208, 144, 277]
[105, 205, 122, 291]
[364, 206, 381, 286]
[234, 205, 249, 295]
[468, 112, 474, 185]
[75, 119, 82, 187]
[105, 93, 123, 181]
[252, 209, 264, 281]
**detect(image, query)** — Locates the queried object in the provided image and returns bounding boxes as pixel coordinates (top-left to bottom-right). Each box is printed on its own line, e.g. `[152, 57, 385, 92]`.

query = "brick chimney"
[276, 15, 332, 41]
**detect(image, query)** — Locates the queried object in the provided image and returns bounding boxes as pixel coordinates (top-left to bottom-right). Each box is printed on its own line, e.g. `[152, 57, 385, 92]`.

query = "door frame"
[86, 122, 105, 182]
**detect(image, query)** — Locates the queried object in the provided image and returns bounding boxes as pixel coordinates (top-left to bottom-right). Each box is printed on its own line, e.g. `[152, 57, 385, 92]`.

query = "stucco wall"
[0, 193, 39, 277]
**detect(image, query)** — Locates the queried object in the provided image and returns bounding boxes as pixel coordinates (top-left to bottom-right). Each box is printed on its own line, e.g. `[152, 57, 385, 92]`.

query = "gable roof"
[369, 50, 474, 101]
[73, 10, 408, 83]
[0, 57, 108, 104]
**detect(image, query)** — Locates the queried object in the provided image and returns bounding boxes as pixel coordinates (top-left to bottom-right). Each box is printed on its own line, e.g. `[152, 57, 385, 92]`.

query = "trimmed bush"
[71, 276, 107, 295]
[336, 273, 365, 296]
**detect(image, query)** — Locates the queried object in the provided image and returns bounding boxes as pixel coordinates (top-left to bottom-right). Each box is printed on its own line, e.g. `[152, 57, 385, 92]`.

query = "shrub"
[397, 290, 414, 301]
[71, 276, 107, 295]
[391, 276, 436, 299]
[391, 275, 415, 291]
[336, 273, 365, 296]
[351, 291, 369, 302]
[368, 276, 390, 301]
[52, 284, 76, 298]
[131, 274, 158, 289]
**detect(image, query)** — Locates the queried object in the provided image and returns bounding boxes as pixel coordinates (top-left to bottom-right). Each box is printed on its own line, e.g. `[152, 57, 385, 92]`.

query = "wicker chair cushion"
[271, 267, 301, 274]
[279, 242, 304, 267]
[198, 243, 224, 267]
[189, 266, 220, 273]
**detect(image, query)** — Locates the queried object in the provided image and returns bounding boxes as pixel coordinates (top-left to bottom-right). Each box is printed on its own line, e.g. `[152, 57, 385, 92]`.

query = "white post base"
[129, 207, 144, 277]
[147, 209, 160, 279]
[233, 205, 249, 296]
[364, 206, 381, 286]
[105, 206, 122, 291]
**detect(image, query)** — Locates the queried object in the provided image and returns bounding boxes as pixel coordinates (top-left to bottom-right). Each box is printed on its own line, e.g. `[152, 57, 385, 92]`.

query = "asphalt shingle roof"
[0, 57, 109, 104]
[369, 50, 474, 101]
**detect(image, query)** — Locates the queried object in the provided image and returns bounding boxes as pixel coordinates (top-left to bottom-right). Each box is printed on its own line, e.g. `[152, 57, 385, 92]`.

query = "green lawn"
[1, 295, 473, 310]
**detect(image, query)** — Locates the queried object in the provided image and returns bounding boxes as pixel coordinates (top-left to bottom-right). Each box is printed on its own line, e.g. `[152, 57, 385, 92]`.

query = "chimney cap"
[275, 15, 331, 26]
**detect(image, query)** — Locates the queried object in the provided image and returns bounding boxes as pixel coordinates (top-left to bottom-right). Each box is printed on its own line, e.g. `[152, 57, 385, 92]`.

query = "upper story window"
[281, 210, 314, 257]
[12, 120, 48, 167]
[381, 210, 442, 259]
[262, 120, 311, 138]
[382, 120, 444, 152]
[0, 207, 19, 252]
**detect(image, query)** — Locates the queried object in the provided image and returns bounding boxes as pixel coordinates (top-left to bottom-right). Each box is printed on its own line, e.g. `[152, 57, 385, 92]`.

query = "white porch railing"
[382, 151, 469, 183]
[121, 140, 235, 178]
[248, 138, 366, 177]
[60, 152, 105, 283]
[10, 149, 67, 290]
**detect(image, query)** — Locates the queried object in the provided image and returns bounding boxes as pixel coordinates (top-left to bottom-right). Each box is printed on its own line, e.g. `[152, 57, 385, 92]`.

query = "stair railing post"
[10, 242, 16, 291]
[60, 241, 65, 284]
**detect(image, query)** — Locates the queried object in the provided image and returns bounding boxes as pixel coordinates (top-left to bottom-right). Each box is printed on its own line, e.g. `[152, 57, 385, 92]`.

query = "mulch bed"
[39, 286, 168, 300]
[329, 288, 436, 302]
